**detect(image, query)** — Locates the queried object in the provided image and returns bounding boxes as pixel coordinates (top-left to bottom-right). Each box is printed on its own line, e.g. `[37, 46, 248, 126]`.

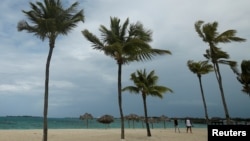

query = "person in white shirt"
[185, 118, 192, 133]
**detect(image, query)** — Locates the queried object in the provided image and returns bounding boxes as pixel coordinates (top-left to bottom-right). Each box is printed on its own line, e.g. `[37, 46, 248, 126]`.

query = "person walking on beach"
[185, 118, 192, 133]
[174, 118, 180, 133]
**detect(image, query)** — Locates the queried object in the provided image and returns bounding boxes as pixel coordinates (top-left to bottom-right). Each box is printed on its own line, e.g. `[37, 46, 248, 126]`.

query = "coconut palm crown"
[83, 17, 171, 64]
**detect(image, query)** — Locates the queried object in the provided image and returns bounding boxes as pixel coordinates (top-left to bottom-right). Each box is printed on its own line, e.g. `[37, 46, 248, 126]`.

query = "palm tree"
[17, 1, 84, 141]
[230, 60, 250, 95]
[82, 17, 171, 139]
[122, 69, 173, 137]
[187, 60, 213, 124]
[194, 20, 246, 124]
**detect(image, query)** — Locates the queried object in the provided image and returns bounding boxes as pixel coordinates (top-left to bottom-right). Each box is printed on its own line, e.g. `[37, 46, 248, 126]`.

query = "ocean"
[0, 116, 206, 129]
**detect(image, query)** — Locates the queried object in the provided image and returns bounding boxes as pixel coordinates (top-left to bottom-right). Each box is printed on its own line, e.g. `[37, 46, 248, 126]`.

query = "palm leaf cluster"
[232, 60, 250, 95]
[124, 69, 172, 98]
[187, 60, 213, 77]
[83, 17, 171, 64]
[18, 0, 84, 41]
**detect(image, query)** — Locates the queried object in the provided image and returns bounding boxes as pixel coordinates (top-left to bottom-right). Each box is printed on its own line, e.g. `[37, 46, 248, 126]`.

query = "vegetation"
[187, 60, 213, 124]
[194, 20, 246, 124]
[82, 17, 171, 139]
[17, 0, 84, 141]
[122, 69, 173, 136]
[231, 60, 250, 95]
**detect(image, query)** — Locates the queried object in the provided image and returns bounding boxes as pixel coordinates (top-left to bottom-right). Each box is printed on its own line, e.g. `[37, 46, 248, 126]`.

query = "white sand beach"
[0, 128, 207, 141]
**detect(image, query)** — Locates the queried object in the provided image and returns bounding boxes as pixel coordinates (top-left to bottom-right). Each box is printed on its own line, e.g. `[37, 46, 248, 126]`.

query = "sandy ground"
[0, 128, 207, 141]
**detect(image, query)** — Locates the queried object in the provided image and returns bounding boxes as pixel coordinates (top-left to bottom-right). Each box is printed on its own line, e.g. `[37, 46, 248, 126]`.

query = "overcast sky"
[0, 0, 249, 119]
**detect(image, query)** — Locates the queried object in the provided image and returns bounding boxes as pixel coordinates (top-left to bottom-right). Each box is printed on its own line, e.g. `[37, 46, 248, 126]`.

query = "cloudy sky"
[0, 0, 249, 119]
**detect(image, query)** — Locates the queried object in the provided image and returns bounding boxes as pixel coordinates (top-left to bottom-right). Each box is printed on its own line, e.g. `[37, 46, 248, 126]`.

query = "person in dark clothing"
[174, 118, 180, 133]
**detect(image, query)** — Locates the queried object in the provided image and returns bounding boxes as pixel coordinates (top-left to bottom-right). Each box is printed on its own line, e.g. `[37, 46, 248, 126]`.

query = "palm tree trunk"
[43, 39, 55, 141]
[210, 44, 230, 124]
[214, 63, 230, 124]
[198, 76, 209, 124]
[118, 63, 125, 139]
[142, 94, 151, 137]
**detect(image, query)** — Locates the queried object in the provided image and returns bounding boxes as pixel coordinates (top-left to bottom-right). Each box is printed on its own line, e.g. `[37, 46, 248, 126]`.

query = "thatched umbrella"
[97, 114, 114, 128]
[160, 115, 169, 129]
[148, 117, 157, 129]
[80, 113, 93, 128]
[139, 116, 145, 128]
[125, 113, 139, 128]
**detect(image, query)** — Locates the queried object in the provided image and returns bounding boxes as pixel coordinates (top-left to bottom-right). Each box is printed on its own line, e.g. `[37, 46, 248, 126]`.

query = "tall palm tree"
[230, 60, 250, 95]
[122, 69, 173, 137]
[82, 17, 171, 139]
[194, 20, 246, 124]
[17, 1, 84, 141]
[187, 60, 213, 124]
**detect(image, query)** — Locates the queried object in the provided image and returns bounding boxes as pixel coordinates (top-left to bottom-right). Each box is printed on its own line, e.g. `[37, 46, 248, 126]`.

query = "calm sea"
[0, 116, 206, 129]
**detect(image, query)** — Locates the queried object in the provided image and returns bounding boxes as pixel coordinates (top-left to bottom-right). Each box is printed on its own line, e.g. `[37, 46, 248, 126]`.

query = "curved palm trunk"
[118, 63, 125, 139]
[197, 76, 209, 124]
[142, 93, 151, 137]
[209, 43, 230, 124]
[213, 62, 230, 124]
[43, 39, 55, 141]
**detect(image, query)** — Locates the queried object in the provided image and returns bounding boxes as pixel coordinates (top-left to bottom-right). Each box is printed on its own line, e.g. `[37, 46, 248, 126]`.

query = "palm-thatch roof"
[80, 113, 94, 128]
[125, 113, 140, 128]
[97, 114, 114, 124]
[80, 113, 93, 120]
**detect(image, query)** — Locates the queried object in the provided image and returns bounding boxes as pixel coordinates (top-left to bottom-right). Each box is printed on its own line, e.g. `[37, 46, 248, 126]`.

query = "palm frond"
[194, 20, 206, 41]
[120, 18, 129, 40]
[215, 30, 246, 43]
[128, 22, 152, 42]
[82, 29, 104, 49]
[122, 86, 140, 94]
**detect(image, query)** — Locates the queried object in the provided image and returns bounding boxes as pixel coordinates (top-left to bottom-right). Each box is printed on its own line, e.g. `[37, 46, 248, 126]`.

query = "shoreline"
[0, 128, 207, 141]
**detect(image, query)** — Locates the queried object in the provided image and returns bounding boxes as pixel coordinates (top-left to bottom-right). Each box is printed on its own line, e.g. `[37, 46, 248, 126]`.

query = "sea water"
[0, 116, 206, 129]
